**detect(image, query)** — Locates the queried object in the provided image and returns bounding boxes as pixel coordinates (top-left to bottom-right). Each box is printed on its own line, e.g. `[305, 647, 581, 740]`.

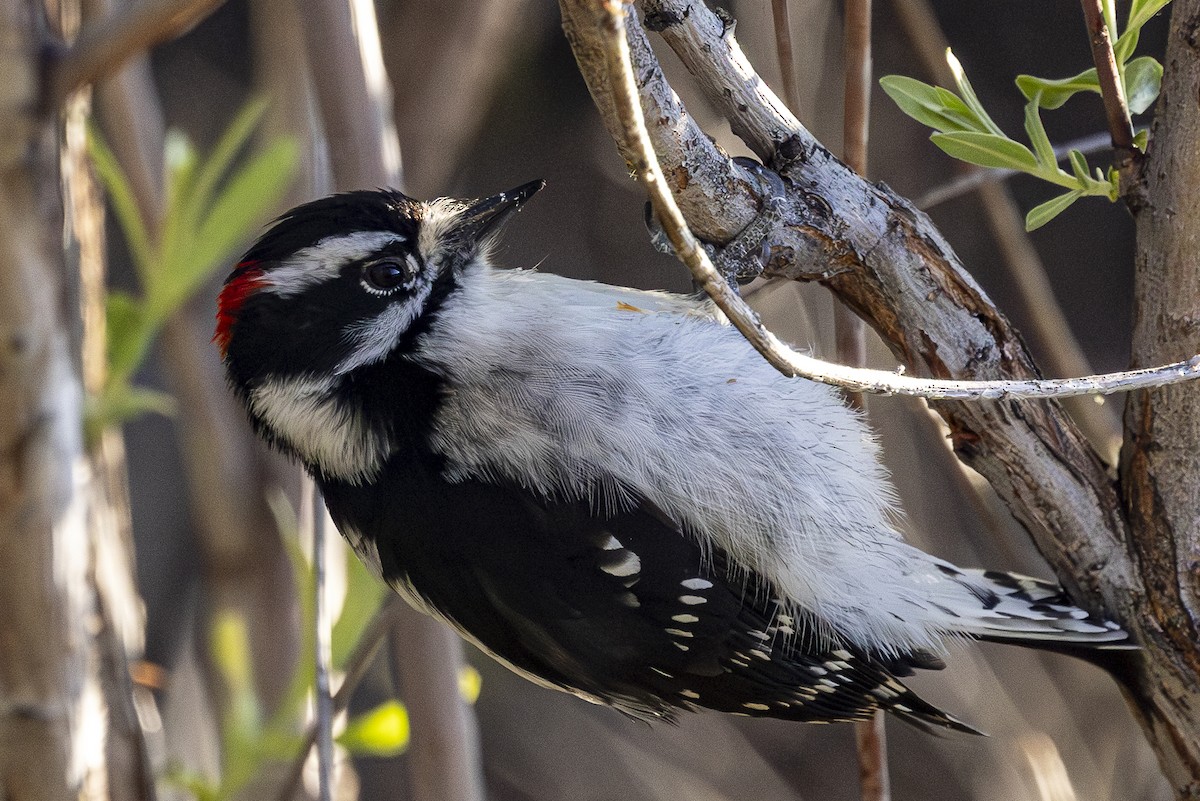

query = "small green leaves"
[945, 50, 1005, 137]
[1026, 190, 1085, 231]
[878, 76, 981, 133]
[1016, 68, 1100, 110]
[1124, 56, 1164, 114]
[87, 97, 298, 441]
[1016, 56, 1162, 115]
[882, 1, 1171, 231]
[929, 132, 1038, 172]
[1116, 0, 1172, 62]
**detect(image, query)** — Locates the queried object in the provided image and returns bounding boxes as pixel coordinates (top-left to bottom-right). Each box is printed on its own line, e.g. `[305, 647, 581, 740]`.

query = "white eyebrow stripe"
[264, 231, 408, 296]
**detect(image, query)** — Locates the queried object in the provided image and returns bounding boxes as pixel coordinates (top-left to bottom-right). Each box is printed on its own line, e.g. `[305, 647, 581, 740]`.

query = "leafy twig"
[602, 1, 1200, 400]
[915, 131, 1114, 209]
[1080, 0, 1136, 154]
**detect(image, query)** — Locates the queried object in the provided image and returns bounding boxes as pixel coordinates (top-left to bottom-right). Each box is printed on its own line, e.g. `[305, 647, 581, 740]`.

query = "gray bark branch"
[561, 0, 1200, 795]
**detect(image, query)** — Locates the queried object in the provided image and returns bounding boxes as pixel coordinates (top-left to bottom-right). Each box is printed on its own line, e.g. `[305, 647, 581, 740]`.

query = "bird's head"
[215, 180, 544, 480]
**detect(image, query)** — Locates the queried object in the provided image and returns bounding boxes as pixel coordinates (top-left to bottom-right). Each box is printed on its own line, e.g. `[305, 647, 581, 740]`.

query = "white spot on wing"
[681, 578, 713, 590]
[678, 595, 707, 605]
[600, 550, 641, 578]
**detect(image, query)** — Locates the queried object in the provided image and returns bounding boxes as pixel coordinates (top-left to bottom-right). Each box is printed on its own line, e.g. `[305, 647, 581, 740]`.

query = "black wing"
[320, 453, 977, 733]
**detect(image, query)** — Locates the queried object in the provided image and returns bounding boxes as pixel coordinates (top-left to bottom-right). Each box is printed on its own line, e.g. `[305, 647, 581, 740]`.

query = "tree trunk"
[1123, 1, 1200, 796]
[0, 2, 150, 799]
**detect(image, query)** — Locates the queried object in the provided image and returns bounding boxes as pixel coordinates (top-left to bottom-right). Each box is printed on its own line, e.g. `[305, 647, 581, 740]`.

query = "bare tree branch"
[45, 0, 225, 110]
[568, 0, 1200, 794]
[769, 0, 803, 114]
[568, 0, 1200, 402]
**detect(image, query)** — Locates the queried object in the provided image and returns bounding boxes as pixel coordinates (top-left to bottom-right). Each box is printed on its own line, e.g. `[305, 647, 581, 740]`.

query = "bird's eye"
[362, 259, 412, 294]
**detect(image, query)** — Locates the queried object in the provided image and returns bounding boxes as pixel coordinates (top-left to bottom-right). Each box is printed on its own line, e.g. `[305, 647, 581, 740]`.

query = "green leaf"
[209, 609, 265, 793]
[1068, 149, 1092, 183]
[1133, 128, 1150, 152]
[945, 49, 1005, 137]
[163, 768, 221, 801]
[157, 132, 198, 296]
[338, 700, 410, 757]
[153, 136, 298, 320]
[105, 291, 147, 378]
[878, 76, 985, 133]
[1114, 25, 1141, 65]
[1025, 190, 1084, 231]
[930, 132, 1040, 172]
[1023, 95, 1057, 169]
[106, 385, 176, 422]
[1126, 0, 1172, 37]
[268, 493, 316, 731]
[177, 96, 273, 240]
[88, 127, 153, 280]
[1015, 69, 1100, 109]
[1124, 56, 1163, 114]
[1117, 0, 1172, 62]
[1102, 0, 1119, 47]
[85, 384, 176, 444]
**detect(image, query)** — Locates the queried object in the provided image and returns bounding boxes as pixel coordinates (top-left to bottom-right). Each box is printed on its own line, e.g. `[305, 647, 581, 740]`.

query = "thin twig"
[842, 0, 871, 179]
[45, 0, 225, 109]
[855, 715, 890, 801]
[840, 2, 888, 797]
[1079, 0, 1135, 154]
[309, 480, 334, 801]
[916, 131, 1115, 209]
[838, 0, 871, 408]
[770, 0, 804, 114]
[278, 598, 403, 801]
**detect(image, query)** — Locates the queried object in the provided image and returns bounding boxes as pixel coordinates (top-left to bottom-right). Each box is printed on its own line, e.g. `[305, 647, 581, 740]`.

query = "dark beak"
[455, 180, 546, 250]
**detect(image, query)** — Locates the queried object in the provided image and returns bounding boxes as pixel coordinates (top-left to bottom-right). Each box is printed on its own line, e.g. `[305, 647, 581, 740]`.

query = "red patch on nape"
[214, 261, 266, 359]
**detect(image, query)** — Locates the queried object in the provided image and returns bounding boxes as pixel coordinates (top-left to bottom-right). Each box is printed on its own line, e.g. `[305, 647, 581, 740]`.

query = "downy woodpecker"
[217, 181, 1126, 733]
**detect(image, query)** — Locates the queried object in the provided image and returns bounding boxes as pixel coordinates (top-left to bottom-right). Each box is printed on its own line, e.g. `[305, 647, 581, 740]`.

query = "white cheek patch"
[265, 231, 408, 297]
[249, 375, 391, 483]
[334, 271, 436, 375]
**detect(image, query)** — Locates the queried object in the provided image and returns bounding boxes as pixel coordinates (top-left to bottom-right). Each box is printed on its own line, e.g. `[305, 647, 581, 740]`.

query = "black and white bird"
[216, 181, 1127, 733]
